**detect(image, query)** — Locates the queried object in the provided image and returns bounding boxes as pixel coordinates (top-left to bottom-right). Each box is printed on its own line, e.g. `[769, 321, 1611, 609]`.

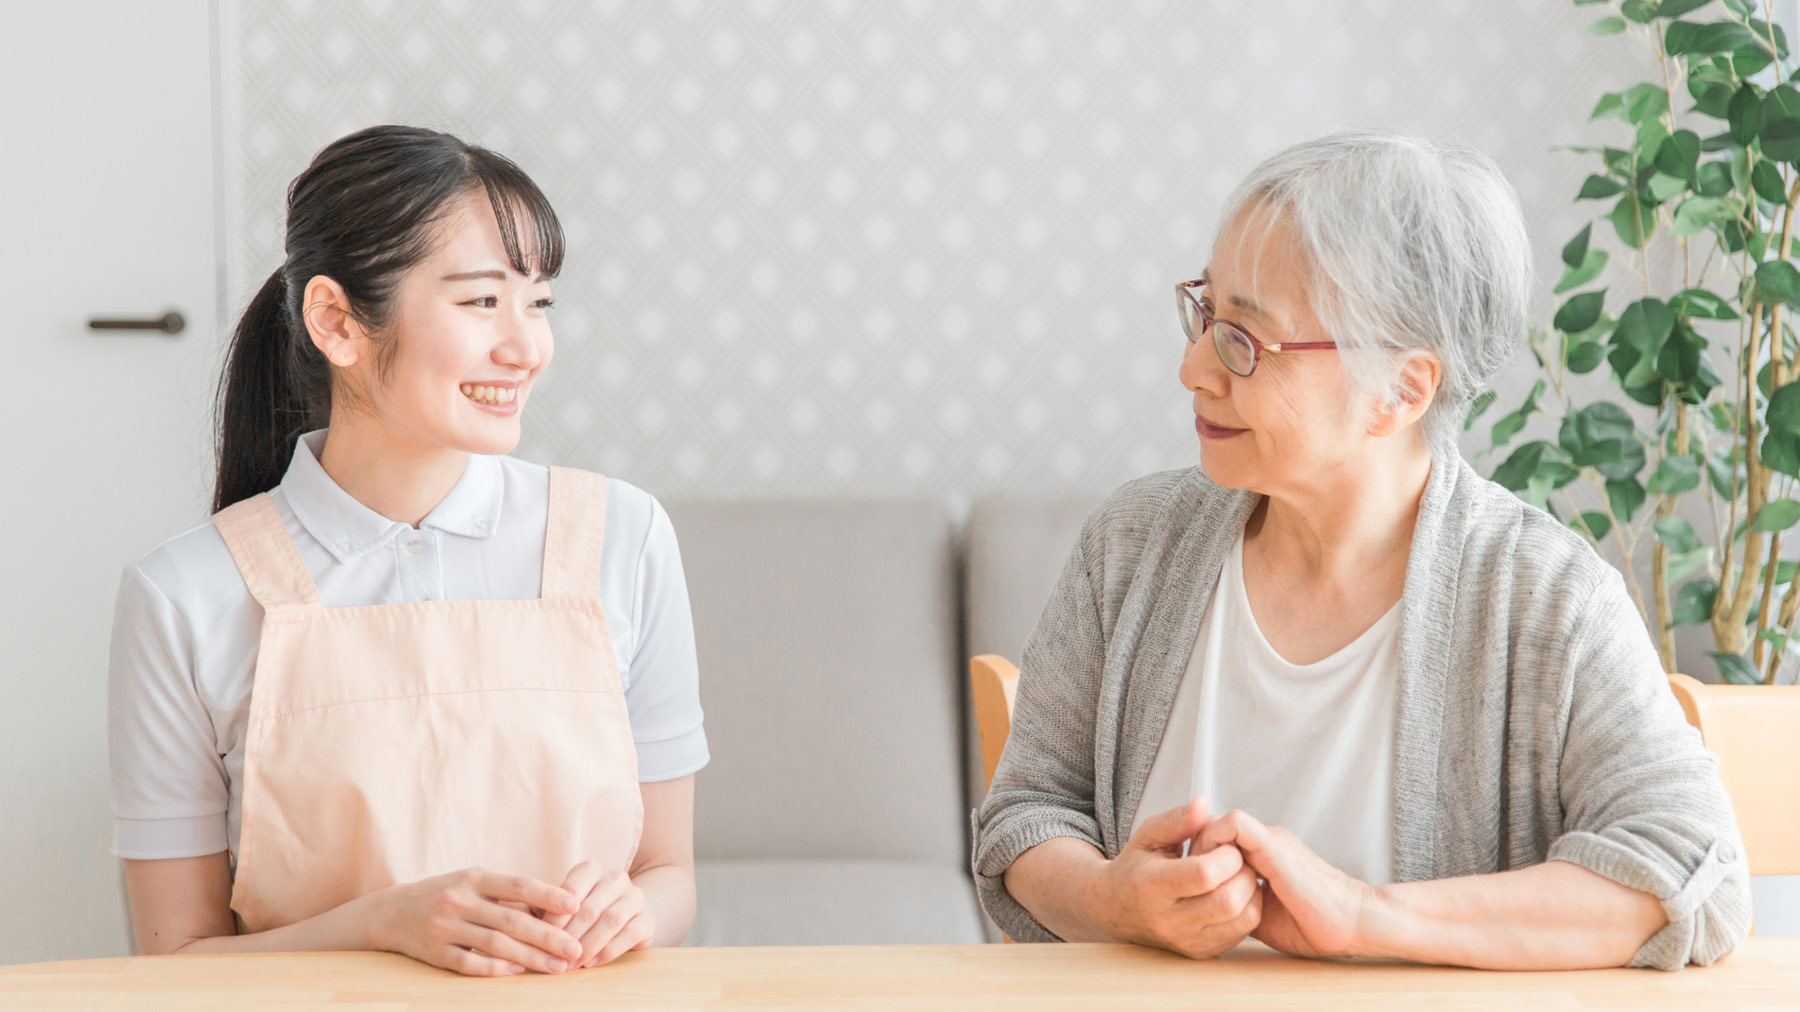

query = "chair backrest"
[1667, 673, 1800, 876]
[970, 654, 1021, 791]
[667, 499, 967, 868]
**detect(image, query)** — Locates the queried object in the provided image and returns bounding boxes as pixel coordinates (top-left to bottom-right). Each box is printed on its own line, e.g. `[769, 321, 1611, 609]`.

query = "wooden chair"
[1667, 673, 1800, 879]
[971, 655, 1021, 792]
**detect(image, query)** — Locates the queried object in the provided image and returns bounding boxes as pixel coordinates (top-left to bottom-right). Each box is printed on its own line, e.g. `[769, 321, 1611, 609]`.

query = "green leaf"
[1609, 193, 1651, 247]
[1657, 322, 1704, 382]
[1623, 82, 1670, 125]
[1764, 430, 1800, 477]
[1574, 511, 1613, 541]
[1622, 0, 1659, 23]
[1760, 86, 1800, 161]
[1665, 20, 1758, 55]
[1655, 515, 1703, 552]
[1729, 83, 1761, 145]
[1562, 223, 1592, 267]
[1734, 44, 1775, 77]
[1589, 15, 1627, 34]
[1646, 170, 1691, 200]
[1489, 379, 1546, 448]
[1613, 297, 1676, 356]
[1568, 339, 1608, 373]
[1752, 159, 1788, 204]
[1493, 441, 1550, 491]
[1669, 287, 1738, 319]
[1648, 455, 1703, 494]
[1769, 385, 1800, 436]
[1555, 249, 1608, 293]
[1555, 290, 1608, 333]
[1593, 92, 1626, 121]
[1723, 0, 1754, 14]
[1671, 195, 1722, 235]
[1657, 0, 1716, 17]
[1464, 390, 1496, 431]
[1578, 174, 1627, 199]
[1751, 498, 1800, 532]
[1673, 577, 1718, 625]
[1655, 129, 1702, 182]
[1756, 259, 1800, 301]
[1606, 478, 1648, 523]
[1711, 651, 1762, 684]
[1696, 159, 1733, 196]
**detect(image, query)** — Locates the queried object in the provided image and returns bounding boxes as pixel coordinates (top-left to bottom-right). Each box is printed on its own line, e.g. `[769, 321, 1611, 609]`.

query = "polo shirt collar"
[280, 430, 505, 563]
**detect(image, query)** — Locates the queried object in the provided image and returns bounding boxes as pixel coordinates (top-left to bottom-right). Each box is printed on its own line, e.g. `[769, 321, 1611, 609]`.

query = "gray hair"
[1215, 130, 1533, 448]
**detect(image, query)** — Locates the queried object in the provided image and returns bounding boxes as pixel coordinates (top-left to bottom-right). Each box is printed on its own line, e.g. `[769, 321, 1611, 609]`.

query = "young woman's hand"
[1098, 799, 1263, 959]
[372, 867, 585, 976]
[1195, 809, 1377, 959]
[543, 859, 655, 967]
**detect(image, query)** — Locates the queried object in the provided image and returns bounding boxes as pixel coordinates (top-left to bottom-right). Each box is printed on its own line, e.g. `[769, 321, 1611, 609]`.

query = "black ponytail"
[211, 125, 565, 513]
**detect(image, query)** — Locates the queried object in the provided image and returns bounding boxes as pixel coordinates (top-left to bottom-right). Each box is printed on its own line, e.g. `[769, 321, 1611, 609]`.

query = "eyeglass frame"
[1176, 278, 1337, 377]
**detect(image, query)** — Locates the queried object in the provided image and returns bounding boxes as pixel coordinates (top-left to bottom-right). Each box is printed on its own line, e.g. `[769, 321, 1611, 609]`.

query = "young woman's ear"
[1367, 352, 1442, 438]
[302, 275, 366, 368]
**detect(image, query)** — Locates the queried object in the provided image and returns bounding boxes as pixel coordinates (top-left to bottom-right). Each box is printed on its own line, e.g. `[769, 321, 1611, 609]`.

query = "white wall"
[226, 0, 1644, 501]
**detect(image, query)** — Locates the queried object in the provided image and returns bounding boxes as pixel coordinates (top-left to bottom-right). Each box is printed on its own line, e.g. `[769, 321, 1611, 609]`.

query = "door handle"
[88, 310, 185, 335]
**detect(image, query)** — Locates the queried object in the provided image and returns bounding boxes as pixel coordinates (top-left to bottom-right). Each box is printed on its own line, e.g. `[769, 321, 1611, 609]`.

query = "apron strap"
[542, 467, 608, 600]
[212, 494, 324, 612]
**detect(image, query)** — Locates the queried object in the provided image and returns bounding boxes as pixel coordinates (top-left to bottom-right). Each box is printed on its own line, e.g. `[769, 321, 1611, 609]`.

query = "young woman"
[107, 125, 707, 976]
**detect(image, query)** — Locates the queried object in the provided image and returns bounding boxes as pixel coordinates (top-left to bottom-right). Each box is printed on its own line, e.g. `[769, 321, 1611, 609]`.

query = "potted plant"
[1473, 0, 1800, 934]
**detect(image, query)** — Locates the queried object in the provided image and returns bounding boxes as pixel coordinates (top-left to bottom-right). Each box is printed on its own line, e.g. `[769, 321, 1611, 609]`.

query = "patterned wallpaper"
[226, 0, 1644, 500]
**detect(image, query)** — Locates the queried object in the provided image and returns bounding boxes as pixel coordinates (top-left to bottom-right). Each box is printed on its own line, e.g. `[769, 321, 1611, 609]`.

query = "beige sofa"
[666, 496, 1097, 946]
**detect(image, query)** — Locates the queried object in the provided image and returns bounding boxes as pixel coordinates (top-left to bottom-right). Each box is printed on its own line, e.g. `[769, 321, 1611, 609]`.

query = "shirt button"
[474, 518, 489, 532]
[337, 538, 351, 552]
[406, 539, 425, 555]
[1719, 841, 1738, 863]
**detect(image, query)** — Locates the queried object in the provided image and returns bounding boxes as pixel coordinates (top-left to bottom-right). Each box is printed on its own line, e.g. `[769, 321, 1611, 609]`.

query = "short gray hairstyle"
[1215, 130, 1534, 447]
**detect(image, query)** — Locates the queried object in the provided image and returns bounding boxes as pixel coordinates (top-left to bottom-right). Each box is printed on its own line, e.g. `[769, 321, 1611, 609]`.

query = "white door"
[0, 0, 220, 964]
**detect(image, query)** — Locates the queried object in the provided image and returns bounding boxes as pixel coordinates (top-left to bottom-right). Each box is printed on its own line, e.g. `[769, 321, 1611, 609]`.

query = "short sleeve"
[107, 564, 231, 859]
[620, 497, 709, 782]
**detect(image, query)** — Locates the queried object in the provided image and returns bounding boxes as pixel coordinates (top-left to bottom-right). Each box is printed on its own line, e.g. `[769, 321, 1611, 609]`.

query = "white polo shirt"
[107, 430, 709, 861]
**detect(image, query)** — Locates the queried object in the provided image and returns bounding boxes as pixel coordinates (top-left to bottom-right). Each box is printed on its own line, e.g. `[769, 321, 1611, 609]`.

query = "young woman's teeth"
[460, 384, 517, 405]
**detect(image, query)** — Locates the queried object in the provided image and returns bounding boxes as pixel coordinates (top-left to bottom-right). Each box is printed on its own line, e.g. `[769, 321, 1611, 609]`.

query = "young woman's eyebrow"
[440, 268, 550, 283]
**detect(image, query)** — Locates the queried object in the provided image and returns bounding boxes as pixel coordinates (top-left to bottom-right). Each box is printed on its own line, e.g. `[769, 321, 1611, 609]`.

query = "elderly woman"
[972, 131, 1750, 971]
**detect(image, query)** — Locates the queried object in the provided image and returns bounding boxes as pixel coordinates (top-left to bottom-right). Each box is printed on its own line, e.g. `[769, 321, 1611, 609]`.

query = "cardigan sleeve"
[969, 528, 1110, 942]
[1544, 567, 1753, 970]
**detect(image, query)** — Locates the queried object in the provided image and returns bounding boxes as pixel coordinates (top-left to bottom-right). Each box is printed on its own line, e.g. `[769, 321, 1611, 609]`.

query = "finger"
[480, 871, 579, 917]
[544, 862, 605, 932]
[590, 912, 652, 967]
[1174, 863, 1259, 924]
[1130, 797, 1210, 852]
[453, 919, 572, 975]
[1140, 841, 1244, 901]
[566, 872, 632, 951]
[441, 944, 525, 977]
[576, 890, 644, 967]
[1193, 809, 1245, 855]
[465, 898, 583, 969]
[1212, 811, 1297, 886]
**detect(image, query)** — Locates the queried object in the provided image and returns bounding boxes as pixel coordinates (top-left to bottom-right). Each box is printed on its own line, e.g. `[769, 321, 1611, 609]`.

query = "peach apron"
[211, 466, 642, 932]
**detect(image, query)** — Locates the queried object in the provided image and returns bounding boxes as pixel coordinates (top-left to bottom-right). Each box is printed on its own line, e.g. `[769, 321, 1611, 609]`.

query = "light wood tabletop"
[3, 939, 1798, 1010]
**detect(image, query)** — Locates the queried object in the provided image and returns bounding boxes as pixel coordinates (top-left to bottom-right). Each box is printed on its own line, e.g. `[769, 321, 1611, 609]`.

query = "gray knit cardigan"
[971, 453, 1751, 970]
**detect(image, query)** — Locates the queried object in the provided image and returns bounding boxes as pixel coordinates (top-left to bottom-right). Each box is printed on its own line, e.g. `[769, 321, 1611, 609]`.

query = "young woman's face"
[357, 194, 556, 456]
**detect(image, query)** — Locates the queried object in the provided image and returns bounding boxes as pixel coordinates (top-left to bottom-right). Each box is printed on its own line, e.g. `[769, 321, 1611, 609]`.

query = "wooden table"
[4, 939, 1798, 1010]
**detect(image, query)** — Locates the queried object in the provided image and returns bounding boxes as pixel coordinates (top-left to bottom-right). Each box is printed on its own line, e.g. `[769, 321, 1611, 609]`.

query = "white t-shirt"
[1131, 532, 1400, 886]
[107, 429, 709, 861]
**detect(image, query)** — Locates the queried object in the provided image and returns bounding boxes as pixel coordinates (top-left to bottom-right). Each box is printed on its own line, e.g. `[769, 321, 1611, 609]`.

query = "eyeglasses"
[1176, 278, 1337, 378]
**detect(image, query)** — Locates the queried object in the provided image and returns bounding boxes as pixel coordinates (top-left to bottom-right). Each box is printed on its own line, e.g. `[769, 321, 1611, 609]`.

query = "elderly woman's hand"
[1099, 799, 1263, 959]
[1195, 809, 1378, 959]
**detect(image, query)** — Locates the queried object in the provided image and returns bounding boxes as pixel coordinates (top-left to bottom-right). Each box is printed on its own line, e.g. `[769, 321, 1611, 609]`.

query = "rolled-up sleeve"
[1547, 568, 1752, 970]
[971, 530, 1109, 942]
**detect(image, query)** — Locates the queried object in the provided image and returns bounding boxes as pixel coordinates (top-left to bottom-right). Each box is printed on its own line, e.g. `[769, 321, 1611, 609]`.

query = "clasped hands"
[378, 859, 651, 976]
[1100, 798, 1377, 961]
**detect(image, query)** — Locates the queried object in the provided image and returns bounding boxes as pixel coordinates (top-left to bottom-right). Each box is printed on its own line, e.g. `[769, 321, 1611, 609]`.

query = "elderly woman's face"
[1179, 205, 1364, 494]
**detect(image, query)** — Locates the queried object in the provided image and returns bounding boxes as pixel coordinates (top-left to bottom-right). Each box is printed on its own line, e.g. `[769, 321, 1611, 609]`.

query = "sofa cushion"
[665, 500, 966, 868]
[688, 858, 985, 946]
